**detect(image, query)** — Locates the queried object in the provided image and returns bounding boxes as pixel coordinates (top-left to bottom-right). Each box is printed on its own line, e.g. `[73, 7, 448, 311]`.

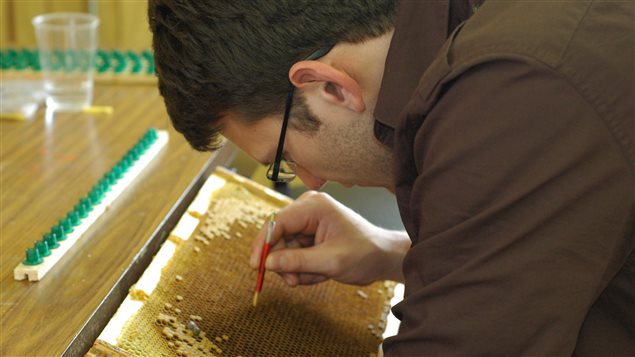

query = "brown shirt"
[376, 0, 635, 355]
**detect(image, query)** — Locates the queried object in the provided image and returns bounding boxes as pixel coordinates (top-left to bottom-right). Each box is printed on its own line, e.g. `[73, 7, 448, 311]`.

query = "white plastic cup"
[32, 13, 99, 112]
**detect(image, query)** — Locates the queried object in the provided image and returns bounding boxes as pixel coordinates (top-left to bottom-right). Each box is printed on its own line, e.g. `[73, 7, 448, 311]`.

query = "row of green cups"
[23, 129, 159, 266]
[0, 48, 155, 74]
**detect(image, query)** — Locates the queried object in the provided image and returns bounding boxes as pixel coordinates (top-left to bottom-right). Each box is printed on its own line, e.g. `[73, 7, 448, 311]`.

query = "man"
[148, 0, 634, 355]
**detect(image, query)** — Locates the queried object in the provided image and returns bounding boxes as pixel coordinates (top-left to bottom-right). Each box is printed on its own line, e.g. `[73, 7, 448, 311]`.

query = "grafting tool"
[252, 212, 276, 307]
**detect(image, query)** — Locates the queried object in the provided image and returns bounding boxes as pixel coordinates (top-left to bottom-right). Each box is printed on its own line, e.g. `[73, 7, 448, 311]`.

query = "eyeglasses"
[266, 46, 333, 183]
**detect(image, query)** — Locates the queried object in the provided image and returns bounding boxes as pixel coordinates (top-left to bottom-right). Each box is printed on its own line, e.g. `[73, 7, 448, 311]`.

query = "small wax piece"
[163, 327, 174, 339]
[357, 290, 369, 299]
[83, 105, 114, 115]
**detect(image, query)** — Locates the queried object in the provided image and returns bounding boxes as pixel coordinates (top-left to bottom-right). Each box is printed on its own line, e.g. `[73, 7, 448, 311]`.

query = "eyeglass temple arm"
[271, 87, 295, 181]
[271, 46, 333, 181]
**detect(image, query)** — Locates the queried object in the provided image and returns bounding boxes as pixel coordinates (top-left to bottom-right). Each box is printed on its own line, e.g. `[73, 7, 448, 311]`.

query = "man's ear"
[289, 61, 365, 113]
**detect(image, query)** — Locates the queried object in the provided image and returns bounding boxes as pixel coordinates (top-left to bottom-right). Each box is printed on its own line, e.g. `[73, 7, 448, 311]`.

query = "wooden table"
[0, 84, 235, 356]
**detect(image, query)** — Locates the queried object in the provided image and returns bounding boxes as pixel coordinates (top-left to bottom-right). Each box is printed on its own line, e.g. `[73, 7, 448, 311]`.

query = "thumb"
[265, 246, 331, 276]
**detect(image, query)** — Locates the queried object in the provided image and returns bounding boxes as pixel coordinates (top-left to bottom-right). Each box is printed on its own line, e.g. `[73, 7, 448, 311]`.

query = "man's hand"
[249, 191, 410, 286]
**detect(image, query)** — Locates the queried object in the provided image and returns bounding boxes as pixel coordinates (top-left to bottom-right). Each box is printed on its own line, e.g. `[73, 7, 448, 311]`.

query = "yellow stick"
[0, 112, 27, 121]
[83, 106, 114, 116]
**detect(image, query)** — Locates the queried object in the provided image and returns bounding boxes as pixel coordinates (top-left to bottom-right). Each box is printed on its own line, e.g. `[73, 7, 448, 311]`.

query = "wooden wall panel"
[2, 0, 150, 50]
[10, 0, 47, 46]
[97, 2, 117, 49]
[0, 1, 11, 45]
[98, 1, 152, 50]
[119, 1, 152, 50]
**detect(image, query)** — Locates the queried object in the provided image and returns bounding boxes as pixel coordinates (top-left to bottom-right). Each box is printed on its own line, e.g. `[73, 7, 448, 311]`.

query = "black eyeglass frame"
[267, 46, 334, 183]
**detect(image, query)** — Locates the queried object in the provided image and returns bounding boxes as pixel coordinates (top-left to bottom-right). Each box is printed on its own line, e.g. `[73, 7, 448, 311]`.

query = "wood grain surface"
[0, 84, 230, 356]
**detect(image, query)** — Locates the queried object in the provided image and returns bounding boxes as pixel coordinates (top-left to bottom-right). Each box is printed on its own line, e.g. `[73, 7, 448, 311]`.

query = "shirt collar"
[374, 0, 478, 147]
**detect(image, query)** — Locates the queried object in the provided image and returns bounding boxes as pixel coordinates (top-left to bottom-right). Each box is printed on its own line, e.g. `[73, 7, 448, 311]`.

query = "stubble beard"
[318, 109, 394, 189]
[292, 93, 394, 189]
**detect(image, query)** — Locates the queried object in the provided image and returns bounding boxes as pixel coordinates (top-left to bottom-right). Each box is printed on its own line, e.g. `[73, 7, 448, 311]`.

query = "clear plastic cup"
[32, 13, 99, 112]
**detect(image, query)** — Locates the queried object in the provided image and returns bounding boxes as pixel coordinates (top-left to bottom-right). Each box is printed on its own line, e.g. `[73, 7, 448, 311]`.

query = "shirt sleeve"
[383, 59, 634, 355]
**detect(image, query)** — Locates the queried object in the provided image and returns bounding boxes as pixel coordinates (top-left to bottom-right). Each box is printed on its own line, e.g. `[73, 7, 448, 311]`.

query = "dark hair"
[148, 0, 397, 151]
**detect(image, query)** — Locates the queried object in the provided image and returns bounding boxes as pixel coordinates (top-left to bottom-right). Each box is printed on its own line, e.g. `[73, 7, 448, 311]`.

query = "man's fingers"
[249, 234, 313, 269]
[249, 237, 265, 269]
[272, 192, 335, 240]
[280, 273, 299, 286]
[297, 273, 328, 285]
[250, 191, 337, 270]
[278, 272, 328, 286]
[265, 245, 332, 276]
